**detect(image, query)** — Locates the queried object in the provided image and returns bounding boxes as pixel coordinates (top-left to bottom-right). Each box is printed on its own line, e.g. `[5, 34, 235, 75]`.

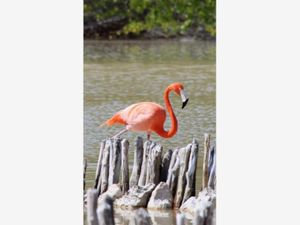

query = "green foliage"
[84, 0, 215, 38]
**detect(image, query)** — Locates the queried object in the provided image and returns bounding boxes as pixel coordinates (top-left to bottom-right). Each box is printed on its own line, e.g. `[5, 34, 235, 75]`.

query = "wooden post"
[94, 141, 105, 189]
[160, 149, 173, 182]
[84, 159, 87, 192]
[202, 133, 211, 189]
[138, 140, 151, 186]
[145, 142, 162, 185]
[182, 139, 199, 203]
[174, 145, 191, 208]
[176, 213, 185, 225]
[208, 145, 216, 190]
[166, 148, 179, 187]
[97, 194, 115, 225]
[86, 189, 99, 225]
[129, 136, 144, 187]
[100, 140, 110, 194]
[120, 139, 129, 194]
[134, 208, 152, 225]
[108, 138, 122, 186]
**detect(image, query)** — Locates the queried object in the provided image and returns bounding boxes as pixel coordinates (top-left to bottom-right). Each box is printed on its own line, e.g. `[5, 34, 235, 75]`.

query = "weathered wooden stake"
[94, 141, 105, 189]
[86, 189, 99, 225]
[138, 141, 151, 186]
[120, 139, 129, 194]
[174, 145, 191, 208]
[84, 159, 87, 192]
[97, 194, 115, 225]
[160, 149, 173, 182]
[129, 136, 144, 187]
[166, 148, 178, 185]
[208, 146, 216, 190]
[108, 139, 122, 185]
[202, 133, 211, 189]
[145, 142, 162, 185]
[100, 140, 110, 194]
[182, 139, 199, 203]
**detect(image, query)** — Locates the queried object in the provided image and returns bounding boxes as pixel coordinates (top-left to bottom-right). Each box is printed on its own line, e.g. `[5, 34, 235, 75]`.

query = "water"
[84, 40, 215, 224]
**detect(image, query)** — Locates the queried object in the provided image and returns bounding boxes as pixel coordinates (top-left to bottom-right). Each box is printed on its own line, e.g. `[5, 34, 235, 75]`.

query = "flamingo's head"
[168, 82, 189, 109]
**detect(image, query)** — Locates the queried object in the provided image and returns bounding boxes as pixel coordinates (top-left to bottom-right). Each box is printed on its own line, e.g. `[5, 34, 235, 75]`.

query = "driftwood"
[174, 145, 192, 208]
[97, 194, 115, 225]
[86, 189, 99, 225]
[120, 139, 129, 193]
[129, 137, 144, 187]
[183, 139, 199, 203]
[160, 149, 173, 182]
[202, 134, 211, 189]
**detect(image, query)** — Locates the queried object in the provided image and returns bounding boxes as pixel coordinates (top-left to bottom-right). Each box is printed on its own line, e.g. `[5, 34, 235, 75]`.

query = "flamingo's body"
[102, 82, 189, 139]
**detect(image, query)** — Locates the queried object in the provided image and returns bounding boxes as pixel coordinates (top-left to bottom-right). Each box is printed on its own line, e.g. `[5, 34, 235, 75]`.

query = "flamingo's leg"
[111, 129, 128, 139]
[147, 132, 151, 140]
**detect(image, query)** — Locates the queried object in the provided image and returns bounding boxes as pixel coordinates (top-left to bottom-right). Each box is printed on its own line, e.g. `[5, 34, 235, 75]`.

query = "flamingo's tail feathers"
[99, 112, 126, 128]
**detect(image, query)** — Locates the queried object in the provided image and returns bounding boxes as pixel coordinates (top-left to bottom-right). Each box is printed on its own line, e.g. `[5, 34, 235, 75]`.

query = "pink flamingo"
[101, 82, 189, 139]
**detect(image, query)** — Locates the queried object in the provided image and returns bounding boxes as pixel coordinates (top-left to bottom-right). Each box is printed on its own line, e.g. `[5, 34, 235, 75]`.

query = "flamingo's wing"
[120, 102, 165, 129]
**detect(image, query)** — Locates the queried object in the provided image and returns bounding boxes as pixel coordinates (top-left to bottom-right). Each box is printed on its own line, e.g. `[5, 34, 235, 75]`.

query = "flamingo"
[101, 82, 189, 140]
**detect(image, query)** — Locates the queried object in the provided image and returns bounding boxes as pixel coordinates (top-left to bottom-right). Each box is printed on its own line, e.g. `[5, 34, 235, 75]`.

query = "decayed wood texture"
[160, 149, 173, 182]
[208, 145, 216, 190]
[120, 139, 129, 193]
[182, 139, 199, 203]
[174, 145, 192, 208]
[100, 140, 110, 194]
[202, 133, 211, 189]
[108, 139, 122, 185]
[86, 189, 99, 225]
[145, 142, 162, 185]
[166, 148, 180, 197]
[84, 159, 87, 192]
[138, 141, 151, 186]
[97, 194, 115, 225]
[94, 141, 105, 190]
[129, 136, 144, 187]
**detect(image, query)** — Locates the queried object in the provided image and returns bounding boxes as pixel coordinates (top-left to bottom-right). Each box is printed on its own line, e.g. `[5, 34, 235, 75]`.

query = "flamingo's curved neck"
[157, 87, 178, 138]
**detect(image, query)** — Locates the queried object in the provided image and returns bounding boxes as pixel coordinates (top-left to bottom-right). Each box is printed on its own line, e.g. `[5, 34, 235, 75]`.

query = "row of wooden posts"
[84, 133, 216, 225]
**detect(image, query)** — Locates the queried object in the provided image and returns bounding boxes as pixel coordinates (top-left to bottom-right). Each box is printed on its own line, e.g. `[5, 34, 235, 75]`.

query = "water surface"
[84, 40, 215, 224]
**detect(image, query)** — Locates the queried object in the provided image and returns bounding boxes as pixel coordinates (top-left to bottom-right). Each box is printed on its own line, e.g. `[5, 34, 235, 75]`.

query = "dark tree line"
[84, 0, 215, 39]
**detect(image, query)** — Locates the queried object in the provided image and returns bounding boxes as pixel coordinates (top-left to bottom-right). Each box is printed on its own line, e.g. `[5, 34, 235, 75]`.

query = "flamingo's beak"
[180, 89, 189, 109]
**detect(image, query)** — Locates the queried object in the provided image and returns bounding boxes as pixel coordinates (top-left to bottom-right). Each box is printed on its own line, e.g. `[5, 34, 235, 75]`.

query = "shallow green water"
[84, 40, 215, 224]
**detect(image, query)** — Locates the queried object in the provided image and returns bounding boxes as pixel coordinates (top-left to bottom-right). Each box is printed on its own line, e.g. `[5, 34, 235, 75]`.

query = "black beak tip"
[182, 98, 189, 109]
